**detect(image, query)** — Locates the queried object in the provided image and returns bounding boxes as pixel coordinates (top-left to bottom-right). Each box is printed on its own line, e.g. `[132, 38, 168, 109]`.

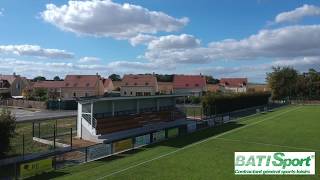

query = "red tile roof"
[0, 75, 18, 84]
[173, 75, 206, 89]
[122, 74, 157, 87]
[33, 81, 65, 88]
[64, 75, 101, 88]
[220, 78, 248, 87]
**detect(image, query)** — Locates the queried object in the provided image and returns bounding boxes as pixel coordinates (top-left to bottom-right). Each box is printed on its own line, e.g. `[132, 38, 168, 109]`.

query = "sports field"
[42, 105, 319, 180]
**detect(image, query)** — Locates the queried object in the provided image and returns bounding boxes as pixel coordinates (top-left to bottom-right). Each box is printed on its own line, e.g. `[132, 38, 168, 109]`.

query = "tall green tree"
[0, 108, 16, 157]
[266, 66, 298, 100]
[108, 74, 121, 81]
[33, 76, 46, 82]
[53, 76, 61, 81]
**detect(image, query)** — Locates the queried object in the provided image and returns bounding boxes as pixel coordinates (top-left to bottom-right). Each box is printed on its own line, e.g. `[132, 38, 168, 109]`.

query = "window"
[195, 83, 199, 87]
[73, 92, 76, 97]
[86, 83, 90, 87]
[145, 82, 149, 85]
[134, 83, 137, 86]
[124, 91, 127, 95]
[130, 91, 133, 95]
[125, 82, 128, 86]
[73, 83, 78, 87]
[85, 92, 89, 97]
[186, 83, 189, 87]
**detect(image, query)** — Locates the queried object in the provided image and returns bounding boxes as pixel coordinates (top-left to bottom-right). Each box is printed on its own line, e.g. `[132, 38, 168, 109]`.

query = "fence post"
[53, 125, 56, 149]
[22, 133, 25, 159]
[85, 147, 88, 162]
[56, 119, 58, 135]
[32, 121, 35, 137]
[70, 128, 73, 149]
[38, 122, 41, 138]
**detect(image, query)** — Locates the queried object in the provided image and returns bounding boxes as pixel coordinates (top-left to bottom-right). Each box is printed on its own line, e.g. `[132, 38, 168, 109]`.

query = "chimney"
[152, 72, 155, 76]
[13, 72, 16, 77]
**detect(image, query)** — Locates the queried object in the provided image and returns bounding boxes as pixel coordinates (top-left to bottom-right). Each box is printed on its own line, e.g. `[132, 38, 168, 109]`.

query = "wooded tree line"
[267, 67, 320, 100]
[202, 92, 270, 115]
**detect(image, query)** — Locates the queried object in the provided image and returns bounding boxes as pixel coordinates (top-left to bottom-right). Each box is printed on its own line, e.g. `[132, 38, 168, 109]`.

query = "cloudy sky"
[0, 0, 320, 82]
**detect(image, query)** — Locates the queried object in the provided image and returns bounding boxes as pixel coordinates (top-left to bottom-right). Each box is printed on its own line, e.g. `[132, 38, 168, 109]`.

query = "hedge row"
[202, 92, 271, 115]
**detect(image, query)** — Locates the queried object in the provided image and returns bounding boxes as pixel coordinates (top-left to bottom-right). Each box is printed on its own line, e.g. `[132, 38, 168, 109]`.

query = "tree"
[53, 76, 61, 81]
[206, 75, 220, 84]
[266, 66, 298, 100]
[33, 76, 46, 82]
[108, 74, 121, 81]
[0, 108, 16, 157]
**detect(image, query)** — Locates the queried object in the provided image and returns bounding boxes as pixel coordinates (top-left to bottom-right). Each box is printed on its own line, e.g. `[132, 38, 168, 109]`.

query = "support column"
[137, 100, 140, 114]
[112, 101, 115, 116]
[90, 102, 93, 126]
[156, 99, 160, 111]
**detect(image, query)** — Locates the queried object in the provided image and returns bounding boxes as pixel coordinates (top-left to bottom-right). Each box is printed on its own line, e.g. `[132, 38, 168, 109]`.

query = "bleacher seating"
[95, 110, 186, 134]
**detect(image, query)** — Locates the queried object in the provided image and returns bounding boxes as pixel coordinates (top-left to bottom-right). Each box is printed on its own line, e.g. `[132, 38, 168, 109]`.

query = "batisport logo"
[234, 152, 315, 175]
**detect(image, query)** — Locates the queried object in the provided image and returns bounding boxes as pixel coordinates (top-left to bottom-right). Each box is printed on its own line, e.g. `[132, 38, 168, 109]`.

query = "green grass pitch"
[40, 105, 320, 180]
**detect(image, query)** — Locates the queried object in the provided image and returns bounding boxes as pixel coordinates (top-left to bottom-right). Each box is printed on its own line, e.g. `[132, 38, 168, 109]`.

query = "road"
[0, 107, 77, 122]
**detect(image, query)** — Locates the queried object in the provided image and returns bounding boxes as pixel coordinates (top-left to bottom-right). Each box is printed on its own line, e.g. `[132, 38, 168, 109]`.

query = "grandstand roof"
[78, 94, 185, 104]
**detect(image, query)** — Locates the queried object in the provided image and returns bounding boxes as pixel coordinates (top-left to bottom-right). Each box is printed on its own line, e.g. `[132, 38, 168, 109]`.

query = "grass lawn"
[32, 105, 320, 179]
[8, 117, 76, 157]
[185, 106, 203, 117]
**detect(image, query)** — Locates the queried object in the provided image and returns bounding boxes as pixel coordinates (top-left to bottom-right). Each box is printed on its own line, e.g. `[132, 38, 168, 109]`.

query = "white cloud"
[0, 44, 74, 59]
[272, 56, 320, 69]
[144, 25, 320, 64]
[148, 34, 200, 50]
[41, 0, 188, 40]
[129, 34, 157, 46]
[0, 8, 4, 16]
[78, 56, 101, 63]
[275, 4, 320, 23]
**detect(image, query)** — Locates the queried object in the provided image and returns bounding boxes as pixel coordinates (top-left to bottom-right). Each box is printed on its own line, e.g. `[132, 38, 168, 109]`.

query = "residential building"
[173, 75, 207, 96]
[63, 75, 105, 99]
[120, 74, 158, 96]
[0, 73, 30, 96]
[207, 84, 224, 93]
[31, 75, 105, 100]
[112, 80, 122, 91]
[158, 82, 173, 95]
[102, 78, 114, 94]
[32, 80, 65, 100]
[220, 78, 248, 93]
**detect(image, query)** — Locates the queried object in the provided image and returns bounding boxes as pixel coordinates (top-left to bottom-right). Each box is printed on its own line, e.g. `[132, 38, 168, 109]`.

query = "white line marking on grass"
[215, 137, 320, 152]
[96, 106, 300, 180]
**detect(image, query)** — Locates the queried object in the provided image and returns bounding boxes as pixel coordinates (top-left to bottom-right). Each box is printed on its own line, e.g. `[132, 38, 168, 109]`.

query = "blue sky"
[0, 0, 320, 82]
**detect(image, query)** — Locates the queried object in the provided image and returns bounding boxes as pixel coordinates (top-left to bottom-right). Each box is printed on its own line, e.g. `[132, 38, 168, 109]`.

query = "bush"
[202, 92, 271, 115]
[0, 108, 16, 157]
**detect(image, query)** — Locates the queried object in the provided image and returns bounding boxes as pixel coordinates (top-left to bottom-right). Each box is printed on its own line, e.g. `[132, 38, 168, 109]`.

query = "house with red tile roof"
[220, 78, 248, 93]
[120, 74, 158, 96]
[207, 84, 224, 93]
[31, 74, 105, 100]
[32, 80, 65, 100]
[173, 75, 207, 96]
[63, 75, 105, 99]
[102, 78, 114, 93]
[158, 82, 173, 95]
[0, 73, 30, 96]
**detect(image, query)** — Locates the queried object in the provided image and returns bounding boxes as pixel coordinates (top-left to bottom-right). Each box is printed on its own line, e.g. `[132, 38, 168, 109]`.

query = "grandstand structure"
[77, 95, 189, 143]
